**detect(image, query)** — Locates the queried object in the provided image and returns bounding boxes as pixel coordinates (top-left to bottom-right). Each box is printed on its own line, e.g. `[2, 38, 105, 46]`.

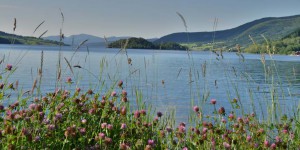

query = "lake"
[1, 44, 300, 123]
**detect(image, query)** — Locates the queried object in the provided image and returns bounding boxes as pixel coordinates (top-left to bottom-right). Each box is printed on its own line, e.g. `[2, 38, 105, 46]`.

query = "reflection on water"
[1, 44, 300, 123]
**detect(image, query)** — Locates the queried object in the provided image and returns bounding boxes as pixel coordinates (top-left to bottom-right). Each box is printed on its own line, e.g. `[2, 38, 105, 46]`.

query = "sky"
[1, 0, 300, 39]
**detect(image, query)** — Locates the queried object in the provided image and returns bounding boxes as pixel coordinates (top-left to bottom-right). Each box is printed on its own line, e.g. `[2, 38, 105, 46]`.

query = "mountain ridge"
[155, 14, 300, 46]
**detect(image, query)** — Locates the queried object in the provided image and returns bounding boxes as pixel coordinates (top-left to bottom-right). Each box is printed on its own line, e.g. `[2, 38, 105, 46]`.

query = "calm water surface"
[1, 44, 300, 123]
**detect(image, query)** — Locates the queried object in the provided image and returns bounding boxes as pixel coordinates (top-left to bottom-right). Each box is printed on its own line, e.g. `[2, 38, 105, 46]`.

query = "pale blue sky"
[1, 0, 300, 38]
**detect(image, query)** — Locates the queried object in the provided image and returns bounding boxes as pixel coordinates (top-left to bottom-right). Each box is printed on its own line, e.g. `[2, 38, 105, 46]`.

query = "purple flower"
[79, 128, 86, 135]
[246, 135, 252, 142]
[221, 118, 227, 123]
[210, 99, 217, 105]
[55, 113, 63, 120]
[202, 127, 208, 134]
[193, 106, 199, 112]
[182, 147, 188, 150]
[140, 109, 146, 115]
[218, 107, 225, 115]
[264, 140, 270, 147]
[104, 137, 112, 144]
[157, 111, 163, 117]
[270, 143, 276, 149]
[48, 124, 55, 131]
[66, 77, 72, 83]
[76, 88, 81, 93]
[147, 139, 155, 146]
[6, 64, 12, 71]
[223, 142, 231, 149]
[121, 123, 127, 129]
[118, 80, 123, 87]
[228, 113, 234, 120]
[34, 136, 41, 142]
[81, 119, 87, 124]
[122, 90, 127, 96]
[134, 110, 140, 118]
[0, 105, 4, 111]
[98, 132, 105, 139]
[166, 127, 172, 133]
[107, 124, 113, 130]
[28, 103, 37, 110]
[101, 123, 107, 129]
[111, 91, 117, 97]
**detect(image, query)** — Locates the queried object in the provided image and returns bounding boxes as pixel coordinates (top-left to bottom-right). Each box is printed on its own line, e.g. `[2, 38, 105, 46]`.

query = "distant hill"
[155, 15, 300, 47]
[44, 34, 131, 45]
[108, 37, 187, 50]
[0, 31, 64, 45]
[245, 28, 300, 54]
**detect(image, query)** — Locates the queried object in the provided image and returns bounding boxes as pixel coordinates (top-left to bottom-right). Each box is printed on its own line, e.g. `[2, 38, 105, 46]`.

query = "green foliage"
[108, 37, 187, 50]
[245, 29, 300, 54]
[0, 31, 65, 45]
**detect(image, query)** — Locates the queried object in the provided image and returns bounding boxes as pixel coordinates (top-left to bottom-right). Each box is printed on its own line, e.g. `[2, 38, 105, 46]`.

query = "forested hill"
[0, 31, 64, 45]
[155, 15, 300, 46]
[108, 37, 187, 50]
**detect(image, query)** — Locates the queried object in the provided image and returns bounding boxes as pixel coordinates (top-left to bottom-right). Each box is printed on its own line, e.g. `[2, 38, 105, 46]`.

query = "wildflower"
[76, 87, 81, 93]
[6, 64, 12, 71]
[221, 118, 227, 123]
[122, 97, 128, 102]
[264, 140, 270, 147]
[166, 127, 172, 133]
[34, 136, 40, 142]
[223, 142, 231, 149]
[66, 77, 72, 83]
[282, 129, 288, 134]
[0, 105, 4, 111]
[81, 119, 87, 124]
[122, 90, 127, 96]
[148, 139, 155, 146]
[104, 137, 112, 144]
[121, 123, 127, 129]
[246, 135, 252, 142]
[134, 110, 140, 118]
[79, 128, 86, 135]
[178, 125, 186, 133]
[121, 107, 127, 116]
[237, 117, 243, 123]
[228, 114, 234, 120]
[98, 132, 105, 139]
[182, 147, 188, 150]
[270, 143, 276, 149]
[275, 136, 282, 143]
[28, 103, 36, 110]
[157, 111, 163, 117]
[48, 124, 55, 131]
[140, 109, 146, 116]
[107, 124, 113, 130]
[88, 108, 96, 115]
[118, 80, 123, 87]
[120, 143, 129, 150]
[218, 107, 225, 115]
[101, 123, 107, 129]
[193, 106, 199, 112]
[55, 113, 63, 120]
[210, 99, 217, 105]
[202, 127, 208, 134]
[111, 91, 117, 97]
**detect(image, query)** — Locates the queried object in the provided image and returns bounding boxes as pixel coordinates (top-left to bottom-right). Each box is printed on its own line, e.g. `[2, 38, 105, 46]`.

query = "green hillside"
[245, 28, 300, 54]
[108, 37, 187, 50]
[0, 31, 64, 45]
[155, 15, 300, 48]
